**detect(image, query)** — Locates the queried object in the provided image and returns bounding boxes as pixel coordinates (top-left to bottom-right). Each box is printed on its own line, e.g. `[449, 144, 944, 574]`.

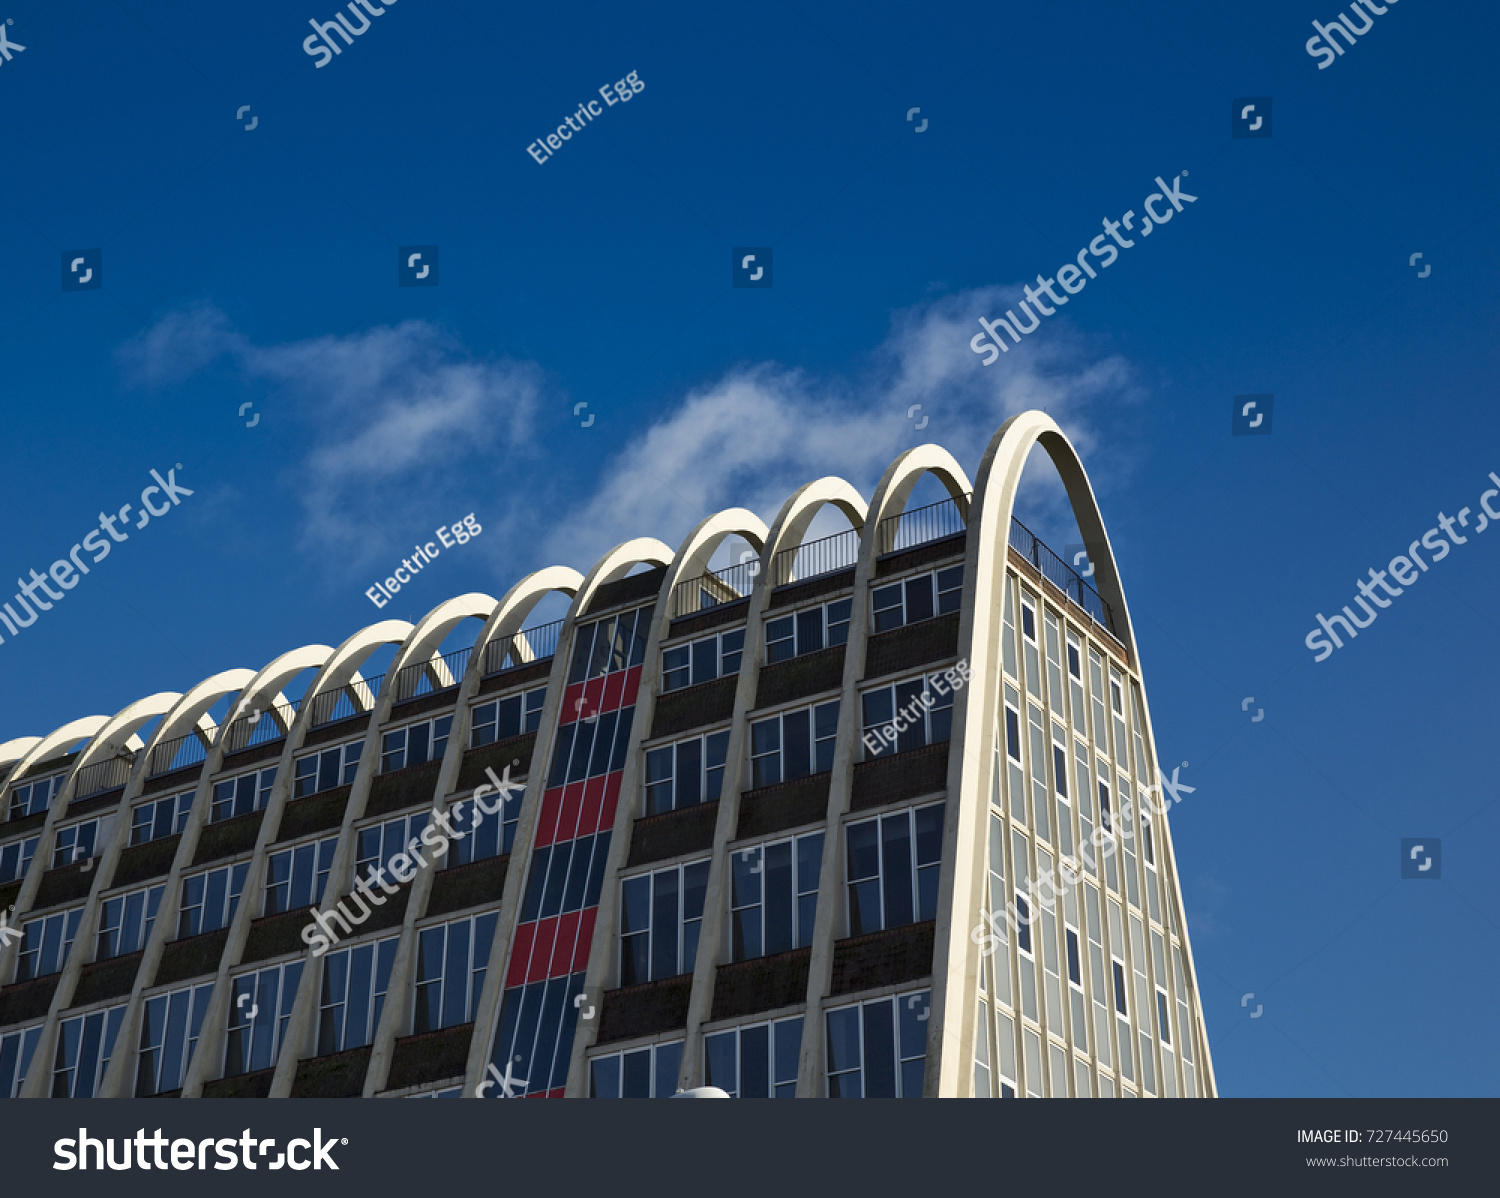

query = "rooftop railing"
[308, 673, 384, 728]
[769, 528, 860, 590]
[73, 754, 135, 799]
[221, 698, 301, 755]
[482, 618, 565, 676]
[671, 560, 758, 619]
[391, 646, 472, 704]
[1008, 516, 1120, 640]
[875, 494, 969, 558]
[148, 730, 210, 777]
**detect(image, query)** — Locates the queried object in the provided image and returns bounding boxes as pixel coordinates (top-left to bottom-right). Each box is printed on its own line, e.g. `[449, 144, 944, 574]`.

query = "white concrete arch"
[762, 477, 868, 566]
[144, 670, 258, 760]
[70, 693, 183, 776]
[231, 645, 337, 730]
[303, 619, 414, 716]
[667, 508, 769, 583]
[0, 738, 40, 772]
[474, 567, 584, 668]
[970, 412, 1136, 658]
[861, 445, 974, 569]
[4, 716, 112, 785]
[387, 593, 498, 697]
[568, 537, 675, 623]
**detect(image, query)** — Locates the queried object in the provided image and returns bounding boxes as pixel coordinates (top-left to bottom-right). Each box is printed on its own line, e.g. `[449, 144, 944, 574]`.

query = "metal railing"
[769, 528, 860, 590]
[221, 699, 301, 755]
[308, 673, 384, 728]
[391, 646, 472, 704]
[671, 560, 758, 619]
[1008, 516, 1119, 638]
[482, 618, 564, 676]
[875, 494, 969, 558]
[148, 731, 209, 777]
[74, 755, 135, 799]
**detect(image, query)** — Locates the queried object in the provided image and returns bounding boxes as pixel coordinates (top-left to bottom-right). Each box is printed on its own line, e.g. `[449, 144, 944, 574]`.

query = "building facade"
[0, 412, 1215, 1099]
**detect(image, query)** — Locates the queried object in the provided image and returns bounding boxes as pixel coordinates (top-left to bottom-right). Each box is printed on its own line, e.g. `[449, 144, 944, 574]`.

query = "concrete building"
[0, 412, 1215, 1098]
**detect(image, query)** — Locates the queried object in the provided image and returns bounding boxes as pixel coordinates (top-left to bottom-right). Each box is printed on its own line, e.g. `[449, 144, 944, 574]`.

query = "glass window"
[292, 743, 359, 800]
[96, 884, 165, 959]
[130, 792, 194, 846]
[135, 983, 214, 1096]
[872, 567, 960, 634]
[0, 1025, 43, 1099]
[859, 669, 958, 759]
[588, 1039, 683, 1098]
[356, 812, 430, 886]
[211, 766, 278, 820]
[704, 1017, 802, 1097]
[225, 961, 305, 1077]
[0, 834, 39, 884]
[413, 913, 499, 1033]
[447, 782, 523, 865]
[643, 730, 730, 815]
[749, 701, 839, 789]
[317, 936, 399, 1056]
[265, 835, 338, 915]
[7, 773, 63, 820]
[618, 860, 709, 985]
[17, 907, 84, 980]
[845, 804, 942, 936]
[661, 628, 744, 692]
[50, 1004, 127, 1098]
[825, 989, 929, 1097]
[177, 863, 249, 938]
[546, 706, 636, 789]
[569, 607, 652, 684]
[764, 599, 851, 664]
[381, 715, 452, 773]
[470, 686, 545, 747]
[489, 969, 589, 1098]
[517, 833, 611, 923]
[51, 816, 110, 869]
[730, 832, 823, 959]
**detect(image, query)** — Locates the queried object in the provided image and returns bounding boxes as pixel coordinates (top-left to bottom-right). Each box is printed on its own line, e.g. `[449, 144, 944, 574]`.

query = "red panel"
[562, 682, 585, 725]
[550, 910, 582, 978]
[534, 788, 564, 848]
[602, 670, 624, 712]
[527, 917, 559, 984]
[600, 771, 622, 830]
[571, 907, 598, 973]
[555, 783, 585, 846]
[506, 921, 536, 988]
[622, 666, 641, 707]
[583, 675, 606, 720]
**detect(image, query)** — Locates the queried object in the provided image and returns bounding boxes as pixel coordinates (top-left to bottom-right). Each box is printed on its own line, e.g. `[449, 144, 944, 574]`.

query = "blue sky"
[1, 0, 1496, 1096]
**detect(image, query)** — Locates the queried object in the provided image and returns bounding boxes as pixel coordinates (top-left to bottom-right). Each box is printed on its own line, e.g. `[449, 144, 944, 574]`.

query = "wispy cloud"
[120, 310, 544, 574]
[547, 284, 1143, 566]
[121, 286, 1139, 586]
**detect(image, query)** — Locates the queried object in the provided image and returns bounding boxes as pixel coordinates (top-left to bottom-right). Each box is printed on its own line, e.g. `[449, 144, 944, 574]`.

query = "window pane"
[651, 870, 680, 980]
[704, 1031, 737, 1095]
[741, 1024, 770, 1098]
[881, 813, 914, 929]
[904, 575, 935, 624]
[763, 841, 794, 956]
[783, 710, 811, 781]
[862, 1000, 897, 1098]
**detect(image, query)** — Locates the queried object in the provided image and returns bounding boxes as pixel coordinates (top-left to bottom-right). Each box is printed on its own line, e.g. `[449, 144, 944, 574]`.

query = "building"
[0, 412, 1215, 1099]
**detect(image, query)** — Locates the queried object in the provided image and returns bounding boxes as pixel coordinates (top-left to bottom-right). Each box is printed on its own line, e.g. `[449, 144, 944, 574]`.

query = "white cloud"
[547, 285, 1142, 566]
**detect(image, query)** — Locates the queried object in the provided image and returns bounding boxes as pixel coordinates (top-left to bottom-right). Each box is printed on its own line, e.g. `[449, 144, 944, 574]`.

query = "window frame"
[0, 834, 39, 884]
[859, 669, 958, 759]
[643, 729, 731, 815]
[380, 714, 453, 774]
[176, 861, 249, 939]
[703, 1016, 803, 1098]
[211, 765, 278, 821]
[870, 565, 962, 634]
[224, 960, 305, 1078]
[764, 598, 851, 664]
[130, 791, 194, 846]
[50, 814, 110, 869]
[588, 1039, 684, 1098]
[728, 831, 824, 960]
[317, 935, 399, 1057]
[134, 981, 216, 1097]
[844, 802, 944, 937]
[17, 906, 84, 981]
[264, 834, 339, 916]
[96, 883, 165, 960]
[618, 859, 710, 986]
[412, 912, 499, 1034]
[749, 699, 840, 789]
[51, 1004, 127, 1098]
[661, 627, 746, 693]
[469, 685, 546, 748]
[825, 988, 930, 1098]
[7, 773, 64, 820]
